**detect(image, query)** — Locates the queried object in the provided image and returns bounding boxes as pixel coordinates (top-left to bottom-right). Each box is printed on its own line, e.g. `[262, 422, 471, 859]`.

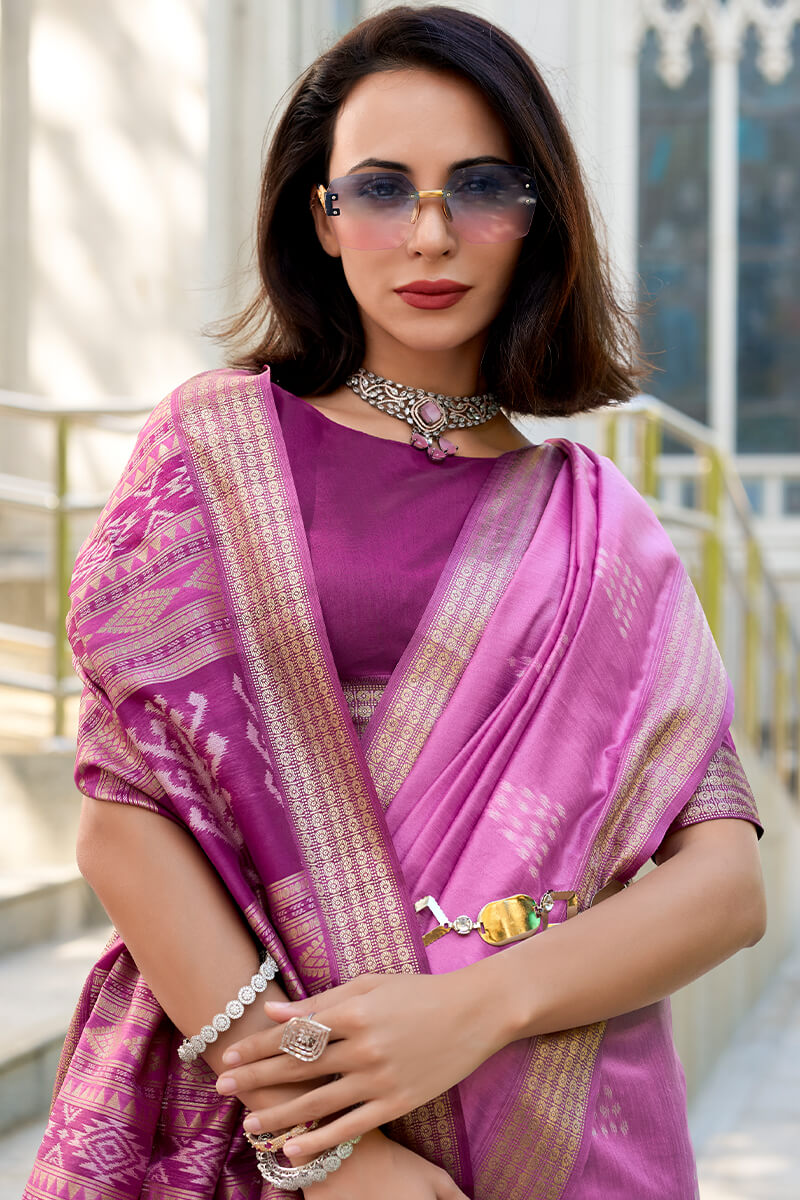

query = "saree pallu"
[25, 367, 758, 1200]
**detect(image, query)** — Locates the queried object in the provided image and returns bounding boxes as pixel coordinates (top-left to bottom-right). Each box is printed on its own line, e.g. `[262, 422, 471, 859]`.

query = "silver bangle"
[255, 1136, 361, 1191]
[177, 953, 278, 1064]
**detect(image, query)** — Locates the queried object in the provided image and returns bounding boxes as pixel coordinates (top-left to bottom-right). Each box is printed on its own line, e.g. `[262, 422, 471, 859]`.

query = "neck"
[361, 324, 487, 397]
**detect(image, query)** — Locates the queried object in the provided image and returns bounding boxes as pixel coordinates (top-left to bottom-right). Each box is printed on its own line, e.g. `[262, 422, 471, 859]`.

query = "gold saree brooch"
[414, 891, 579, 948]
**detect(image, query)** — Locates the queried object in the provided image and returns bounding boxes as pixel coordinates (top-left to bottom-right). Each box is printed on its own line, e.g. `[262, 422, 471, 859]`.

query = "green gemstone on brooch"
[527, 910, 541, 931]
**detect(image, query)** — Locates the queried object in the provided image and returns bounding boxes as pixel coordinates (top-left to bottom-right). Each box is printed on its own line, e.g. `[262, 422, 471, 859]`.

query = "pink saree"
[26, 367, 759, 1199]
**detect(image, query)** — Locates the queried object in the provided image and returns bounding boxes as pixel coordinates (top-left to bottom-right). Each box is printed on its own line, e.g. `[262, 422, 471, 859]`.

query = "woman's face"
[312, 67, 526, 370]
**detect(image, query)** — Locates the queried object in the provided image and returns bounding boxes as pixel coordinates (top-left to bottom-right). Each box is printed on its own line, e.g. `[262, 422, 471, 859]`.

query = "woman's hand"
[293, 1128, 470, 1199]
[215, 970, 505, 1159]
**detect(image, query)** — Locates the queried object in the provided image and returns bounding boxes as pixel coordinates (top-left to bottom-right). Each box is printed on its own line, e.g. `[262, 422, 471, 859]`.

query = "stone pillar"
[0, 0, 32, 391]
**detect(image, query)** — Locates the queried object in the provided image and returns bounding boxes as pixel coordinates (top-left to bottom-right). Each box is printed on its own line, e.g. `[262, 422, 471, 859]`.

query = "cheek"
[480, 244, 525, 296]
[338, 253, 388, 310]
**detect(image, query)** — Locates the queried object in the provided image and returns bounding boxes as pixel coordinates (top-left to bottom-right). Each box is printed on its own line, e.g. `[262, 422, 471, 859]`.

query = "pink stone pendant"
[418, 399, 444, 426]
[410, 429, 458, 460]
[427, 436, 458, 461]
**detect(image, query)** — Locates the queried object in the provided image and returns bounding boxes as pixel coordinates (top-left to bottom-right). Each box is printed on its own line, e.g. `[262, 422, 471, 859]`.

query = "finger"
[431, 1169, 470, 1200]
[242, 1075, 363, 1137]
[437, 1181, 470, 1200]
[222, 1007, 340, 1067]
[260, 974, 378, 1027]
[281, 1100, 386, 1161]
[216, 1041, 350, 1095]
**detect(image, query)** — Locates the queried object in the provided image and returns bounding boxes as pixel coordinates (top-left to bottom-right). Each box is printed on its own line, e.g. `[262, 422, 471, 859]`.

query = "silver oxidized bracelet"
[177, 953, 278, 1064]
[255, 1136, 361, 1191]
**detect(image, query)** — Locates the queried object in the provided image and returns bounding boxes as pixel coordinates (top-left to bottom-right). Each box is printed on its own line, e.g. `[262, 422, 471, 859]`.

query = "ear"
[310, 184, 342, 259]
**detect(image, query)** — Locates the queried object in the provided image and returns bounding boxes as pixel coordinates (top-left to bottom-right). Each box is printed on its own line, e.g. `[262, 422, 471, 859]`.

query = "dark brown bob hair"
[218, 4, 646, 416]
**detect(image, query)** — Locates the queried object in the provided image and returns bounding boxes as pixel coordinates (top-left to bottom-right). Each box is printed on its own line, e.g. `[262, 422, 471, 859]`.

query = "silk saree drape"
[26, 367, 756, 1200]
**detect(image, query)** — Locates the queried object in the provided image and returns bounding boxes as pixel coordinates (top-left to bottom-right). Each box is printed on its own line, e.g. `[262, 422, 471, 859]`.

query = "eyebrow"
[344, 155, 513, 175]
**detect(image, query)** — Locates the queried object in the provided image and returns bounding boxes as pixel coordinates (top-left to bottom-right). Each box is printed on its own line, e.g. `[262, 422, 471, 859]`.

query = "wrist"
[463, 940, 542, 1048]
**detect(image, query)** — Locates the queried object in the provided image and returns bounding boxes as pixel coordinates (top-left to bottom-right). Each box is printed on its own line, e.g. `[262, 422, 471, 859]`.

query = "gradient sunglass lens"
[447, 165, 537, 244]
[321, 165, 537, 249]
[324, 172, 417, 249]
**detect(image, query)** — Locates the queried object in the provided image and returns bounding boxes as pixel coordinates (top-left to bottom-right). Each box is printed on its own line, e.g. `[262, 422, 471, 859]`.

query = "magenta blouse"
[271, 384, 762, 843]
[272, 384, 499, 679]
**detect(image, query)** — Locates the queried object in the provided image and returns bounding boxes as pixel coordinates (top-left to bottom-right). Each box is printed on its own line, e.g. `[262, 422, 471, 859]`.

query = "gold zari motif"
[365, 445, 556, 805]
[181, 373, 465, 1180]
[475, 575, 730, 1198]
[672, 741, 759, 830]
[341, 676, 388, 738]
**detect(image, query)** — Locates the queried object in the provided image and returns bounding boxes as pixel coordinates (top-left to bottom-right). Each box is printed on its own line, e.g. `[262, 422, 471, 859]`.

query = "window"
[742, 477, 765, 514]
[638, 28, 710, 426]
[737, 24, 800, 453]
[637, 3, 800, 456]
[783, 479, 800, 514]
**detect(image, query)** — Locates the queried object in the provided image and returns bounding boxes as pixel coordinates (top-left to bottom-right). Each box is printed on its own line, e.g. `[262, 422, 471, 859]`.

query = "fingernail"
[264, 1000, 292, 1010]
[283, 1139, 300, 1156]
[222, 1049, 241, 1066]
[216, 1075, 237, 1094]
[243, 1116, 260, 1133]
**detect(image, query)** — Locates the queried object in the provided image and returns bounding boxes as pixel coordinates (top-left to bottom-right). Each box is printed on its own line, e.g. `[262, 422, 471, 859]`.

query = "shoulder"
[68, 369, 256, 610]
[548, 437, 662, 522]
[548, 436, 685, 588]
[166, 366, 269, 421]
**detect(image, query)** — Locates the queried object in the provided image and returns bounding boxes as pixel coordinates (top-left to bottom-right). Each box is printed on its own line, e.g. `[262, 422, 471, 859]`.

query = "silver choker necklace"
[344, 368, 499, 462]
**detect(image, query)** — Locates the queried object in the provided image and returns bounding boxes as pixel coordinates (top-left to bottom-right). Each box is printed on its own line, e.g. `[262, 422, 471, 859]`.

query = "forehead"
[329, 67, 514, 173]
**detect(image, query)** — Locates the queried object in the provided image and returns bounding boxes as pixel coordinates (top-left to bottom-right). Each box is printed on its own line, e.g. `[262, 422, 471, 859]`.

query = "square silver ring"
[279, 1015, 332, 1062]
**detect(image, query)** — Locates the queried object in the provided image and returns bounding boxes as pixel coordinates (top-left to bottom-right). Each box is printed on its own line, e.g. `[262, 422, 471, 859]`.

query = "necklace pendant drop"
[409, 398, 458, 460]
[345, 368, 499, 463]
[410, 430, 458, 461]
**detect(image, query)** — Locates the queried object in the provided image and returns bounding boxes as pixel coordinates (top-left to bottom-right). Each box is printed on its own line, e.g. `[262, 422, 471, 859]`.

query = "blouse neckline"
[277, 384, 531, 463]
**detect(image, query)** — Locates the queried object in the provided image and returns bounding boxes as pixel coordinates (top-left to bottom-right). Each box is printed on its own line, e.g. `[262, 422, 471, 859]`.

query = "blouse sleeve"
[667, 732, 763, 838]
[69, 634, 173, 820]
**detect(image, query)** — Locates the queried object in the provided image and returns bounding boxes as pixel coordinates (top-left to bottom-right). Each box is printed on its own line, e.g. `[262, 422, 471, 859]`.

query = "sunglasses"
[316, 163, 537, 249]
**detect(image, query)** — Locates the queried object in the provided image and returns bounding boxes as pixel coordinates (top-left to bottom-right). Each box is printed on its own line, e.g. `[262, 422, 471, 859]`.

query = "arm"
[472, 816, 766, 1039]
[76, 795, 320, 1089]
[77, 796, 468, 1198]
[216, 817, 765, 1158]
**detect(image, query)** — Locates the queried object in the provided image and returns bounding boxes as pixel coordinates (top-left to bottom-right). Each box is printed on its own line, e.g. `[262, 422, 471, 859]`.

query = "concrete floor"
[3, 942, 799, 1199]
[692, 937, 800, 1199]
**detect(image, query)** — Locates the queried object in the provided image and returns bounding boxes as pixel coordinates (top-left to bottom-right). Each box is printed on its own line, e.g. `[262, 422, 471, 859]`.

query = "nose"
[405, 193, 456, 258]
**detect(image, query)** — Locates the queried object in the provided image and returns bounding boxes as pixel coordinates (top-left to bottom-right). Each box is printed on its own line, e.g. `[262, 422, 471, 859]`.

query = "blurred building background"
[1, 1, 799, 1195]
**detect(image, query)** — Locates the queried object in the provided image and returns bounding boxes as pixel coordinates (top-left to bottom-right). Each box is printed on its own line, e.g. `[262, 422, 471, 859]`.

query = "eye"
[451, 172, 505, 196]
[355, 174, 410, 201]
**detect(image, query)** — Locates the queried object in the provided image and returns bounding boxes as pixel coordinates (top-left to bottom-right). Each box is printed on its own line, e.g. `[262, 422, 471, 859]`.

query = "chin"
[383, 316, 489, 354]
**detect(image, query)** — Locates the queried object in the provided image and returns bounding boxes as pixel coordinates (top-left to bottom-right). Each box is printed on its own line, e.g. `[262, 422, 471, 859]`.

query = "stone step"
[0, 868, 106, 957]
[0, 926, 111, 1137]
[0, 752, 82, 868]
[0, 1115, 47, 1199]
[0, 570, 48, 634]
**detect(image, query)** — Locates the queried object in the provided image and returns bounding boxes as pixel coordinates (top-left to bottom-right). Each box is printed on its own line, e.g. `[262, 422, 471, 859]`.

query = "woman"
[27, 6, 764, 1199]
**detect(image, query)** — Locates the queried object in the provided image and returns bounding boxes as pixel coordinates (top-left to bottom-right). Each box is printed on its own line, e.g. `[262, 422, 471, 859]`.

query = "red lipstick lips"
[395, 279, 471, 310]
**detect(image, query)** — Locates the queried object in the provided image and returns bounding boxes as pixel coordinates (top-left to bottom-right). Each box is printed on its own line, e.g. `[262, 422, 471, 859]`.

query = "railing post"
[603, 411, 619, 464]
[53, 415, 70, 739]
[700, 452, 724, 646]
[774, 605, 790, 787]
[743, 539, 761, 748]
[641, 411, 661, 499]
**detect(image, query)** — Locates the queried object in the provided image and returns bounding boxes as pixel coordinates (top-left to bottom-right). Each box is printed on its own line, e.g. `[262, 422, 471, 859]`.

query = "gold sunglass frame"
[316, 182, 456, 224]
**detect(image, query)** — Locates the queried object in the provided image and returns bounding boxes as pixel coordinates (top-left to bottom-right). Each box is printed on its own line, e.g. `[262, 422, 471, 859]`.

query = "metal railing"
[601, 396, 800, 800]
[0, 390, 153, 740]
[1, 387, 798, 794]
